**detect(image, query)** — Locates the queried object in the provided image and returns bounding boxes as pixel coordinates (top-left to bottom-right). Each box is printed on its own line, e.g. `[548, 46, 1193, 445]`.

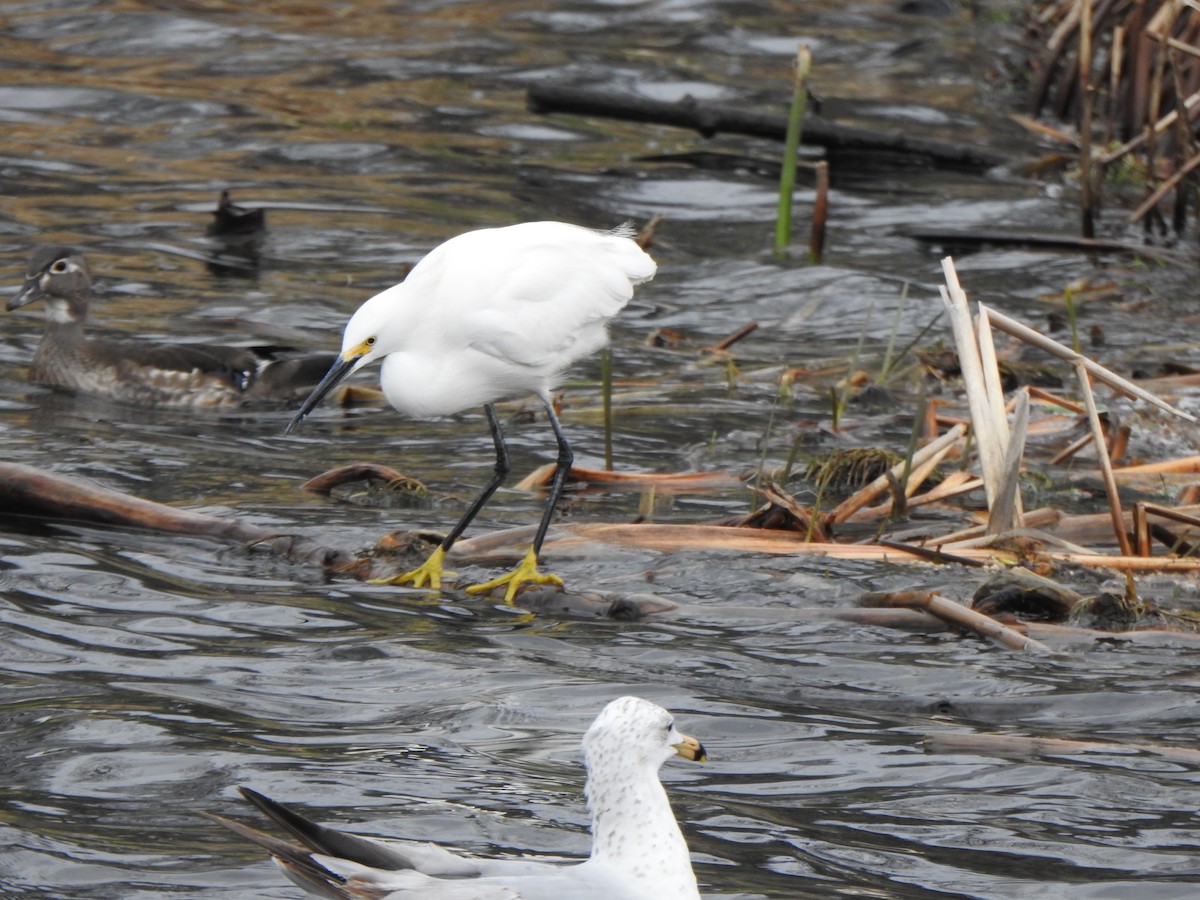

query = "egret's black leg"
[531, 396, 573, 557]
[465, 395, 571, 602]
[439, 402, 511, 551]
[375, 403, 509, 590]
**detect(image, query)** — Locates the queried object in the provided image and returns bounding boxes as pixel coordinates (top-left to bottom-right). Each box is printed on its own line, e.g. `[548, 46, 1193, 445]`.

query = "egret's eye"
[50, 260, 69, 274]
[366, 337, 376, 346]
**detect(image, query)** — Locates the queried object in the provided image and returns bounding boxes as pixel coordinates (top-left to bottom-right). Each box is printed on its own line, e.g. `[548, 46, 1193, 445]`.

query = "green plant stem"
[775, 45, 812, 255]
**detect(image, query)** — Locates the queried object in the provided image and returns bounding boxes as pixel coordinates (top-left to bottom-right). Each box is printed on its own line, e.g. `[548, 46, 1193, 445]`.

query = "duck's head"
[9, 246, 92, 324]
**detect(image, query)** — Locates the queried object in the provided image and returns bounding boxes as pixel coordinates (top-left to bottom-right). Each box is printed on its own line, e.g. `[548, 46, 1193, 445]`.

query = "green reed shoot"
[775, 45, 812, 255]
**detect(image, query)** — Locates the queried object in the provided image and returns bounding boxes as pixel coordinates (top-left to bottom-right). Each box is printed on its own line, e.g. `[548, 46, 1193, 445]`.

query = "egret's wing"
[410, 223, 655, 371]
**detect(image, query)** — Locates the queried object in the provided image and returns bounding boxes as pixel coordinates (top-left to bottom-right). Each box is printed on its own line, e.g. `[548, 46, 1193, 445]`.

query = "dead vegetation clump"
[1025, 0, 1200, 238]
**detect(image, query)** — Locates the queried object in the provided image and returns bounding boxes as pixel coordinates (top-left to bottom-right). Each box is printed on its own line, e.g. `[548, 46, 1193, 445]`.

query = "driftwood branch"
[859, 589, 1060, 654]
[923, 730, 1200, 767]
[526, 84, 1008, 172]
[0, 462, 357, 568]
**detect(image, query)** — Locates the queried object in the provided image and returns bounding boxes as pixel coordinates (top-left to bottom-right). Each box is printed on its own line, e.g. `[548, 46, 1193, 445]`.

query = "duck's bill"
[284, 353, 359, 435]
[6, 277, 44, 312]
[673, 733, 708, 763]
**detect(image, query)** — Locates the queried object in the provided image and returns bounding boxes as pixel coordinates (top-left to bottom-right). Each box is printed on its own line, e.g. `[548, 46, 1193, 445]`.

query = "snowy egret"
[204, 696, 707, 899]
[286, 221, 656, 602]
[7, 246, 336, 408]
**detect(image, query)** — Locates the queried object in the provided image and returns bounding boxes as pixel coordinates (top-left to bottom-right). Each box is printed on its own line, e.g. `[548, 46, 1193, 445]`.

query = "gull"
[204, 696, 706, 899]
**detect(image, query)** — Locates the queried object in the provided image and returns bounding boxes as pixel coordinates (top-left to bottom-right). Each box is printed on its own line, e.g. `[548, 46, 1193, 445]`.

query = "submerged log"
[526, 84, 1008, 172]
[0, 462, 358, 569]
[903, 226, 1194, 263]
[860, 589, 1059, 654]
[923, 730, 1200, 767]
[514, 463, 742, 493]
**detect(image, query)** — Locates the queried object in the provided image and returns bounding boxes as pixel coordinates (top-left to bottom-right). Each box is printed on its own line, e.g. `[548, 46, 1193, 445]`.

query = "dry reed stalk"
[931, 507, 1064, 547]
[452, 522, 1017, 564]
[944, 526, 1094, 555]
[1044, 551, 1200, 570]
[845, 466, 982, 523]
[1128, 149, 1200, 221]
[809, 159, 829, 263]
[705, 322, 759, 353]
[989, 388, 1030, 535]
[634, 214, 663, 250]
[1117, 455, 1200, 473]
[1079, 0, 1096, 237]
[940, 259, 1011, 522]
[1049, 429, 1100, 465]
[1097, 87, 1200, 165]
[1027, 385, 1088, 414]
[859, 590, 1059, 654]
[1133, 504, 1200, 557]
[982, 305, 1197, 422]
[514, 464, 742, 492]
[1076, 361, 1134, 554]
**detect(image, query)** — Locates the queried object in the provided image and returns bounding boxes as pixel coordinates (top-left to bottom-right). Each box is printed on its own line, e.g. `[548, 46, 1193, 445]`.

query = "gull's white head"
[582, 696, 706, 772]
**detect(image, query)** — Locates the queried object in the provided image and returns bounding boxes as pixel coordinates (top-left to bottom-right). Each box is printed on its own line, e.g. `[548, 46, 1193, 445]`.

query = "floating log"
[860, 589, 1059, 654]
[514, 464, 742, 493]
[526, 84, 1008, 172]
[0, 462, 358, 569]
[453, 522, 1017, 565]
[923, 730, 1200, 767]
[902, 226, 1193, 263]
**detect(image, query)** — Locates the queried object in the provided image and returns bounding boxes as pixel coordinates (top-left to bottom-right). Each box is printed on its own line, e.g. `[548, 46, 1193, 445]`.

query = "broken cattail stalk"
[1076, 361, 1134, 555]
[1078, 0, 1095, 237]
[1027, 385, 1087, 414]
[931, 506, 1063, 547]
[983, 305, 1197, 422]
[809, 159, 828, 263]
[848, 472, 985, 522]
[634, 214, 662, 250]
[1042, 552, 1200, 572]
[705, 321, 759, 353]
[1050, 430, 1098, 465]
[1127, 150, 1200, 223]
[1117, 455, 1200, 474]
[940, 260, 1013, 526]
[988, 388, 1029, 536]
[859, 589, 1059, 654]
[1097, 87, 1200, 166]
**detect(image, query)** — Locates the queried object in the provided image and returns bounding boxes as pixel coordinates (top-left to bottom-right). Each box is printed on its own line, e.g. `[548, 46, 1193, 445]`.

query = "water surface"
[2, 2, 1200, 899]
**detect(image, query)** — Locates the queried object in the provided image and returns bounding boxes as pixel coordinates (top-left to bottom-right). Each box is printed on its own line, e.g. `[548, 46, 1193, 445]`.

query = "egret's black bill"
[284, 354, 358, 435]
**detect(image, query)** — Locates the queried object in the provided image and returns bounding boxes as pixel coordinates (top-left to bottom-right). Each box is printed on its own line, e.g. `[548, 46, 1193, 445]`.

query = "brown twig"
[859, 589, 1060, 654]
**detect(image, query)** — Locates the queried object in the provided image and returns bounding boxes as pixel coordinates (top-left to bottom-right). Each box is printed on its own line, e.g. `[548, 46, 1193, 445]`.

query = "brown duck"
[7, 246, 336, 408]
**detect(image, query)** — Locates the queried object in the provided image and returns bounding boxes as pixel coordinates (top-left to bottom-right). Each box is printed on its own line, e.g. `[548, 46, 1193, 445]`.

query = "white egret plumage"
[287, 221, 656, 602]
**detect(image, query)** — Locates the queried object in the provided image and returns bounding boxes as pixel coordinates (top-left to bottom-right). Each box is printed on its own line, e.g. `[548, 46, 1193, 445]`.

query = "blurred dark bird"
[206, 189, 266, 237]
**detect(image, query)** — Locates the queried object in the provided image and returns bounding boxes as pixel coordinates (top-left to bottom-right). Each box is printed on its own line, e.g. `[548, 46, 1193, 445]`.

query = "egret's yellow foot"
[465, 546, 563, 604]
[372, 546, 455, 589]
